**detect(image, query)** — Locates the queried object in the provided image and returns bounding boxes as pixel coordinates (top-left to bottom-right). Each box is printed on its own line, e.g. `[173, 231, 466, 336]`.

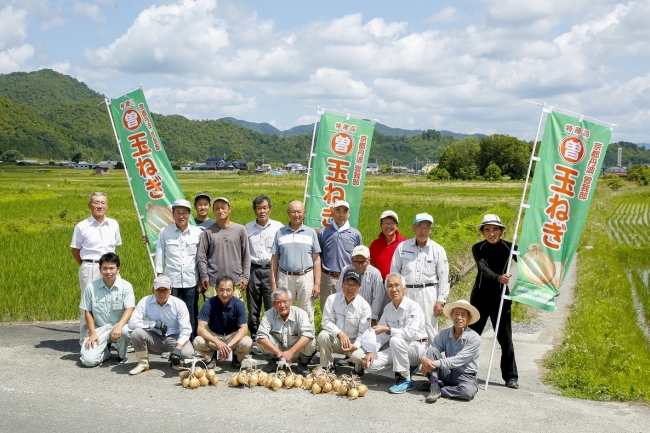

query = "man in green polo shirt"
[79, 252, 135, 367]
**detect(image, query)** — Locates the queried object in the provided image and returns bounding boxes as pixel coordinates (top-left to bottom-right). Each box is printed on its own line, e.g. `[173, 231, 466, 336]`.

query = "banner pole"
[303, 107, 322, 203]
[104, 97, 156, 274]
[484, 105, 548, 391]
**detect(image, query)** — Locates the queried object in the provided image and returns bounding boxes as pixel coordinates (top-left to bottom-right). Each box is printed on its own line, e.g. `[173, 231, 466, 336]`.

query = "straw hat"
[477, 214, 506, 233]
[443, 300, 480, 325]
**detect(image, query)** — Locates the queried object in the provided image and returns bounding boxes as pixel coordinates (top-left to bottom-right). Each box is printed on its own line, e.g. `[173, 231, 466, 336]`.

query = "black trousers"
[469, 288, 518, 382]
[247, 265, 273, 337]
[172, 286, 198, 340]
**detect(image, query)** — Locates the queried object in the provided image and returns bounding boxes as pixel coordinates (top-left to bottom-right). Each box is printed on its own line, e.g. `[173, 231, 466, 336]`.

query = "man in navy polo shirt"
[193, 276, 253, 369]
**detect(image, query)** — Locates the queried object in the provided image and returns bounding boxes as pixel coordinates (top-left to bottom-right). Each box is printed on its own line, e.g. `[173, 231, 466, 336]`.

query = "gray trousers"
[130, 328, 195, 360]
[426, 346, 478, 401]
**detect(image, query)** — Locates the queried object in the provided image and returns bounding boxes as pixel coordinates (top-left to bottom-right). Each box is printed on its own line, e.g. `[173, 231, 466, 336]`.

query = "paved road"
[1, 261, 648, 432]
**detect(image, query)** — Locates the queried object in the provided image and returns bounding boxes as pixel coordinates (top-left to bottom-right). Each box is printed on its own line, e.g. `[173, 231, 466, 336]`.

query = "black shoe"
[297, 363, 310, 377]
[425, 382, 442, 403]
[354, 367, 365, 377]
[231, 359, 242, 369]
[261, 361, 277, 373]
[506, 379, 519, 389]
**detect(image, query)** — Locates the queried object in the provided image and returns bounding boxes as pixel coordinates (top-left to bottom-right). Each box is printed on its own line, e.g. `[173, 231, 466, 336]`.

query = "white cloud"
[145, 85, 257, 118]
[428, 6, 458, 23]
[73, 2, 106, 23]
[0, 6, 34, 72]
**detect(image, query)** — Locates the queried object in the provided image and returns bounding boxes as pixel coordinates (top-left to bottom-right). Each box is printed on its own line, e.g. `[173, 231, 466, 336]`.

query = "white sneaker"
[127, 344, 135, 353]
[161, 352, 170, 359]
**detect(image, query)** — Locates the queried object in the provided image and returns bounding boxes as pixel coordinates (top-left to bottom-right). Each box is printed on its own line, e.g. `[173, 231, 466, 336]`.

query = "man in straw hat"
[420, 299, 481, 403]
[469, 214, 519, 389]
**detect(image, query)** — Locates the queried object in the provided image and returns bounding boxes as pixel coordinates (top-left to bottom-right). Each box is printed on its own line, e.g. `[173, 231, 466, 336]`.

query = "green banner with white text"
[109, 89, 186, 254]
[304, 113, 375, 228]
[510, 111, 611, 311]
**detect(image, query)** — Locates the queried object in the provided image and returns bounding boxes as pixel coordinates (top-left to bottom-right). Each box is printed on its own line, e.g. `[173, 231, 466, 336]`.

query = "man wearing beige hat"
[336, 245, 385, 326]
[318, 200, 363, 308]
[155, 198, 203, 339]
[128, 275, 195, 375]
[197, 197, 250, 300]
[390, 213, 450, 342]
[420, 300, 481, 403]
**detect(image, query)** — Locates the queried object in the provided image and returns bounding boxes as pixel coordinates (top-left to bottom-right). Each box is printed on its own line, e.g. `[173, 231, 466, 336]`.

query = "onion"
[229, 373, 240, 387]
[271, 377, 283, 390]
[348, 388, 359, 399]
[332, 379, 342, 391]
[179, 370, 191, 384]
[181, 377, 190, 388]
[248, 372, 259, 387]
[210, 376, 220, 386]
[520, 244, 556, 288]
[194, 367, 205, 379]
[317, 375, 328, 387]
[338, 384, 349, 396]
[357, 384, 368, 397]
[551, 260, 566, 291]
[266, 374, 275, 388]
[322, 382, 333, 393]
[304, 377, 314, 389]
[284, 375, 295, 388]
[238, 372, 249, 386]
[312, 383, 322, 394]
[205, 369, 216, 381]
[189, 377, 200, 389]
[294, 376, 304, 388]
[198, 375, 209, 386]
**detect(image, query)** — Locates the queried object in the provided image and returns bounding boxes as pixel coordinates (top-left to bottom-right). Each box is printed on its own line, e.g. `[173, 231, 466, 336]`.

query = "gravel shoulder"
[1, 258, 649, 432]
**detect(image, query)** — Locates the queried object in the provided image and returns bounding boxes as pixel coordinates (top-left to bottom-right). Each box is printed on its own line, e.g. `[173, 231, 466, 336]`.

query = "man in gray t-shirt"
[270, 200, 321, 323]
[197, 197, 250, 300]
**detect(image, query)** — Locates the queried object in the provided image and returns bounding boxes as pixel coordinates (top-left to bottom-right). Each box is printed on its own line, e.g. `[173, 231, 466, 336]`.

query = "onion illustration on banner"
[519, 244, 564, 295]
[145, 201, 174, 234]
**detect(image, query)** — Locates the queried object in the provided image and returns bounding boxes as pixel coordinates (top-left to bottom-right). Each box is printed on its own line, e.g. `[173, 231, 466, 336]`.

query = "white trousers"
[316, 331, 365, 369]
[77, 262, 100, 346]
[277, 272, 314, 323]
[406, 285, 439, 342]
[366, 337, 426, 377]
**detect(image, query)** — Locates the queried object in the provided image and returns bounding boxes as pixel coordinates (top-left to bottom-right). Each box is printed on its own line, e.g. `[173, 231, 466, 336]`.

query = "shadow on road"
[35, 338, 78, 353]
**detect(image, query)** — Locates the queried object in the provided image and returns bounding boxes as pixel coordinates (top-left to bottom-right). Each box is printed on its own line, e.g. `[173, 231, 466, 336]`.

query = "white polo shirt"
[70, 216, 122, 261]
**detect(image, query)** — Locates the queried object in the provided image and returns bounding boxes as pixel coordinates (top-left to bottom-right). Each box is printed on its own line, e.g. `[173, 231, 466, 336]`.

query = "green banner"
[109, 89, 186, 254]
[304, 113, 375, 228]
[510, 111, 611, 311]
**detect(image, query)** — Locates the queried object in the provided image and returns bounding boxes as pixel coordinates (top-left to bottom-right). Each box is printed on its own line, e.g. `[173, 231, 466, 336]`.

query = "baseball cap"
[380, 210, 399, 224]
[351, 245, 370, 259]
[332, 200, 350, 209]
[342, 268, 362, 284]
[153, 275, 172, 290]
[171, 198, 192, 211]
[212, 197, 230, 206]
[413, 213, 434, 225]
[194, 192, 211, 204]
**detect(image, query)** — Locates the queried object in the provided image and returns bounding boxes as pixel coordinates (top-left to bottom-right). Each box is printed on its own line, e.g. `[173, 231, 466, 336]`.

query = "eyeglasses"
[342, 280, 360, 287]
[386, 283, 402, 290]
[415, 225, 432, 231]
[351, 260, 368, 266]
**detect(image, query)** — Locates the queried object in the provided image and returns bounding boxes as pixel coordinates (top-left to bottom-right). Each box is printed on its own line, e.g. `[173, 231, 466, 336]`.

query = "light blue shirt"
[318, 221, 362, 273]
[154, 223, 202, 288]
[79, 276, 135, 327]
[129, 295, 192, 345]
[336, 263, 385, 320]
[271, 224, 321, 272]
[431, 326, 481, 374]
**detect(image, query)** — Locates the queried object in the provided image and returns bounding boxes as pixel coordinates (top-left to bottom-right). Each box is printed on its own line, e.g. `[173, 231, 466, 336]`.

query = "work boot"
[425, 381, 442, 403]
[129, 351, 149, 375]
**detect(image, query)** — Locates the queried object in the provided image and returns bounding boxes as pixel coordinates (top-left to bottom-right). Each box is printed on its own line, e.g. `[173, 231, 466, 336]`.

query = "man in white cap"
[390, 212, 450, 342]
[318, 200, 363, 308]
[70, 192, 122, 346]
[155, 198, 203, 339]
[318, 268, 371, 375]
[192, 192, 214, 230]
[197, 197, 250, 300]
[128, 275, 195, 375]
[336, 245, 385, 326]
[420, 300, 481, 403]
[369, 210, 406, 280]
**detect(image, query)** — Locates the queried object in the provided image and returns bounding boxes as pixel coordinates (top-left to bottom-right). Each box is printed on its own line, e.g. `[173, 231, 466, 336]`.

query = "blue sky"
[1, 0, 648, 143]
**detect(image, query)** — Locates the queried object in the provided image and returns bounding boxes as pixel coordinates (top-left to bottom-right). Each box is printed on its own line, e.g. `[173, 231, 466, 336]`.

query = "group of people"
[71, 191, 520, 403]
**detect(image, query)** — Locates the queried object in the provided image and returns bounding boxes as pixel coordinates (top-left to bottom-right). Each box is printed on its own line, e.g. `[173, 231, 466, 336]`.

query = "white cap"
[212, 197, 230, 206]
[171, 198, 192, 211]
[351, 245, 370, 258]
[380, 210, 399, 224]
[153, 275, 172, 290]
[413, 213, 434, 224]
[332, 200, 350, 209]
[477, 214, 506, 232]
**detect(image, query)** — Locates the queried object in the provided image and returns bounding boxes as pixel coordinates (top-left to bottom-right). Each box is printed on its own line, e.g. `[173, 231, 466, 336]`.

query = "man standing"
[369, 210, 406, 280]
[197, 197, 250, 300]
[362, 273, 427, 394]
[270, 200, 321, 323]
[336, 245, 384, 326]
[390, 213, 449, 342]
[128, 275, 195, 375]
[420, 300, 481, 403]
[71, 192, 122, 346]
[245, 195, 283, 341]
[318, 200, 362, 308]
[79, 253, 134, 367]
[318, 269, 371, 375]
[193, 277, 253, 369]
[155, 198, 203, 339]
[193, 192, 214, 230]
[256, 287, 315, 376]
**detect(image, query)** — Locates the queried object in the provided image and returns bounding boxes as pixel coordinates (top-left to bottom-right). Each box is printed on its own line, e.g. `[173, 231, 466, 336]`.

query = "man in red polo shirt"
[369, 210, 406, 280]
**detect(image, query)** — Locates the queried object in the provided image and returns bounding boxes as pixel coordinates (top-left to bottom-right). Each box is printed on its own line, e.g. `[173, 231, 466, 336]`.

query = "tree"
[438, 137, 480, 179]
[478, 134, 531, 180]
[1, 149, 24, 162]
[70, 152, 83, 163]
[627, 164, 650, 185]
[427, 166, 451, 180]
[484, 162, 502, 181]
[227, 148, 244, 162]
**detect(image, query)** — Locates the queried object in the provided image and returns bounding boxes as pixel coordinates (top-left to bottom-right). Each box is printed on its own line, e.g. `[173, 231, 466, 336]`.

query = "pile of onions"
[305, 366, 368, 399]
[179, 366, 219, 389]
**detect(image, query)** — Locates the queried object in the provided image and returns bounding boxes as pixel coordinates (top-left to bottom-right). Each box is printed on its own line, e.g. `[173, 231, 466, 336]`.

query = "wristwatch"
[387, 328, 391, 336]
